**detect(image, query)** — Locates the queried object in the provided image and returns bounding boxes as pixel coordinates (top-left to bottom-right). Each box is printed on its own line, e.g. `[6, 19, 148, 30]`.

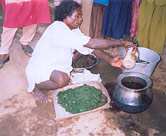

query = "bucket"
[119, 47, 160, 77]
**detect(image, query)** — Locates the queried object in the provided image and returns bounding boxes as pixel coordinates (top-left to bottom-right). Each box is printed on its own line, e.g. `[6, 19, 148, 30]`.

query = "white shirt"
[26, 21, 93, 92]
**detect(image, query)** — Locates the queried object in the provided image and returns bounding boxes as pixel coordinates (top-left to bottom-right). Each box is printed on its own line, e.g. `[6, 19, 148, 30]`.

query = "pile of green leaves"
[57, 84, 107, 114]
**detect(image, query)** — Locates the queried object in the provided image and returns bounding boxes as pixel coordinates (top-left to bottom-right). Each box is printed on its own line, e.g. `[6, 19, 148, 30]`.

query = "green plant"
[57, 84, 107, 114]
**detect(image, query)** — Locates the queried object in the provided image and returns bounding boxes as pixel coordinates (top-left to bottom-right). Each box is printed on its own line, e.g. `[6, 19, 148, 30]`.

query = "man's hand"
[110, 56, 125, 69]
[123, 40, 138, 53]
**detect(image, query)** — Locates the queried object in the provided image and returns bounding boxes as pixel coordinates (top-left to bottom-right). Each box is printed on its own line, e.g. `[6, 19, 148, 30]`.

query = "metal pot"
[72, 54, 100, 73]
[112, 72, 153, 113]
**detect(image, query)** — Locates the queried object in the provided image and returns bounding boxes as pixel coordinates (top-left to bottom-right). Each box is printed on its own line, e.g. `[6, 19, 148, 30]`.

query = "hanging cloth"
[89, 1, 107, 38]
[93, 0, 109, 6]
[101, 0, 134, 39]
[137, 0, 166, 54]
[1, 0, 51, 28]
[130, 0, 142, 38]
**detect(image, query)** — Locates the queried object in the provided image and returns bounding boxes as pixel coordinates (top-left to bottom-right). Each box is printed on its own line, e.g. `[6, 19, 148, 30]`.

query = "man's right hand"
[110, 56, 125, 69]
[123, 40, 138, 53]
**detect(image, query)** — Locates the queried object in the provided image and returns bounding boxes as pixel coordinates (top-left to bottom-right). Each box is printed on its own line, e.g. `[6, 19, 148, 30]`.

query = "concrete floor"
[0, 2, 166, 136]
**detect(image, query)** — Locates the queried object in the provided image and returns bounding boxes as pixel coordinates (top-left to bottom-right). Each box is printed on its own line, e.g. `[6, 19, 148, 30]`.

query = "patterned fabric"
[0, 0, 51, 28]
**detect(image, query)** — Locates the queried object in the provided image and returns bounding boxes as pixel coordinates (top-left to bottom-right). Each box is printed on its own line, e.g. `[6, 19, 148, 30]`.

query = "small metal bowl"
[72, 54, 100, 73]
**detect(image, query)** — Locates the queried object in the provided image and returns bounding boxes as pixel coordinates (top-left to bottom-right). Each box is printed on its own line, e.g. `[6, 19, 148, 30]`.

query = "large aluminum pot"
[112, 72, 153, 113]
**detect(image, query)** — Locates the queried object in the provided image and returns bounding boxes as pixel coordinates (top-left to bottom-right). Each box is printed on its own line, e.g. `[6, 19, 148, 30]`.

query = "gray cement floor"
[0, 2, 166, 136]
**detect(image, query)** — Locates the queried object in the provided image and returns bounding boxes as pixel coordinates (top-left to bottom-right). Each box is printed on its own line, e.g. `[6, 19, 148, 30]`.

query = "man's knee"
[50, 70, 69, 88]
[57, 73, 69, 87]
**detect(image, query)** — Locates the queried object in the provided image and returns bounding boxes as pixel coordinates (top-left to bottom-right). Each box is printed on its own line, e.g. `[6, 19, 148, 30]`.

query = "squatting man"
[26, 1, 137, 102]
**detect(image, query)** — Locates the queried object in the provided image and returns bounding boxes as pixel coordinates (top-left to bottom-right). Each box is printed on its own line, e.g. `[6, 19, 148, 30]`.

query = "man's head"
[54, 0, 83, 29]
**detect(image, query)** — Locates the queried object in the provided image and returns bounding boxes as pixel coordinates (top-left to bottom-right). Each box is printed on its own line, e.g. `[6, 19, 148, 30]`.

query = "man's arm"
[84, 38, 122, 49]
[92, 49, 112, 64]
[84, 38, 135, 51]
[92, 49, 124, 69]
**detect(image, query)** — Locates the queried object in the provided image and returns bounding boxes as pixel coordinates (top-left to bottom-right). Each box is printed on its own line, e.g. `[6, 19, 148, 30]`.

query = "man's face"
[64, 7, 83, 30]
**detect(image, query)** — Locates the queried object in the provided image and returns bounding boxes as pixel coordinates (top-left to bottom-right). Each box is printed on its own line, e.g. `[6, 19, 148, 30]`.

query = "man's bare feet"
[32, 88, 49, 103]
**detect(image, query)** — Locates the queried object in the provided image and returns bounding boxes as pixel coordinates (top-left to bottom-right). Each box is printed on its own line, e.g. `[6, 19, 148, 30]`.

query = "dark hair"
[54, 0, 81, 21]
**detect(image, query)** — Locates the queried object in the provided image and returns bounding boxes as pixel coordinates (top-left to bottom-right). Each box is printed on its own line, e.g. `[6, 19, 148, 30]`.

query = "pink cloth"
[1, 0, 51, 28]
[130, 0, 141, 38]
[0, 0, 5, 11]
